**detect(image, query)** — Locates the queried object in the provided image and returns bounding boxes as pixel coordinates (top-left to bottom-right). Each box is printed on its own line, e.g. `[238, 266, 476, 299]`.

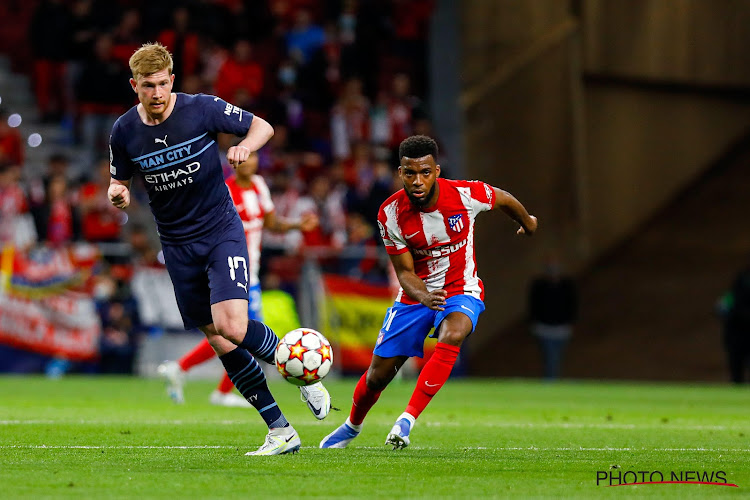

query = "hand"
[298, 212, 319, 232]
[227, 145, 251, 168]
[420, 289, 447, 311]
[517, 215, 537, 236]
[108, 184, 130, 209]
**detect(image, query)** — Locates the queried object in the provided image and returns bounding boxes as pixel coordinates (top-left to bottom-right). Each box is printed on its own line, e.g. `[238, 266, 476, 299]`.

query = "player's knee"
[365, 369, 390, 392]
[438, 327, 467, 347]
[213, 316, 248, 344]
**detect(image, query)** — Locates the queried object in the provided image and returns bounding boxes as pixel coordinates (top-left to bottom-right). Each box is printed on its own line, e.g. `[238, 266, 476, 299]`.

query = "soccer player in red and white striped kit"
[320, 135, 537, 449]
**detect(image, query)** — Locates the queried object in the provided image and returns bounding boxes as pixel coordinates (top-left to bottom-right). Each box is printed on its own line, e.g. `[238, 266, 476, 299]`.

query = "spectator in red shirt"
[0, 162, 35, 248]
[213, 40, 265, 107]
[32, 174, 81, 247]
[79, 159, 125, 243]
[157, 7, 200, 86]
[0, 111, 23, 165]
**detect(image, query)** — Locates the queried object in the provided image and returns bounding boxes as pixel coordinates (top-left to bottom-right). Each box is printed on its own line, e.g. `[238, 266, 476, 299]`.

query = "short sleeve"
[465, 180, 496, 213]
[198, 94, 254, 136]
[377, 200, 408, 255]
[109, 125, 133, 181]
[253, 175, 275, 215]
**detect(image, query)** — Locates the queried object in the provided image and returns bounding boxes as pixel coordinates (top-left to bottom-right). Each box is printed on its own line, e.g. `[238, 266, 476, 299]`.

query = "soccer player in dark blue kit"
[107, 42, 327, 455]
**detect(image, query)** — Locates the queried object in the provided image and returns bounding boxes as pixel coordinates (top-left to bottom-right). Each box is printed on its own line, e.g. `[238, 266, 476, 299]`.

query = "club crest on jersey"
[448, 214, 464, 233]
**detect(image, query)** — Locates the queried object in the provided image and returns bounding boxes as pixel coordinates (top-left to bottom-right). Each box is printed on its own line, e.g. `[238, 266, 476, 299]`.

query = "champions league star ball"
[275, 328, 333, 386]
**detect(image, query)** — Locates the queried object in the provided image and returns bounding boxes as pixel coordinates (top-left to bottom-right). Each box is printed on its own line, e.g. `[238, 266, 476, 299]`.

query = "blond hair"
[129, 43, 173, 81]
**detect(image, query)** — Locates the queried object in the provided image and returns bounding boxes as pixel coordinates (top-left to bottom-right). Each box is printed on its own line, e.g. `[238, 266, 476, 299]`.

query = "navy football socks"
[219, 348, 288, 429]
[239, 319, 278, 365]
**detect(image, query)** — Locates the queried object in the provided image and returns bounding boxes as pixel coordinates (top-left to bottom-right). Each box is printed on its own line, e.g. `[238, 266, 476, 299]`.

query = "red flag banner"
[0, 245, 101, 361]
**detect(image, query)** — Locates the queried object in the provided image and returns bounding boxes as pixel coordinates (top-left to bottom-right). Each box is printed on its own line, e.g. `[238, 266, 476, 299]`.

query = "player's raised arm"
[493, 187, 537, 236]
[389, 251, 447, 311]
[227, 116, 274, 168]
[108, 178, 131, 209]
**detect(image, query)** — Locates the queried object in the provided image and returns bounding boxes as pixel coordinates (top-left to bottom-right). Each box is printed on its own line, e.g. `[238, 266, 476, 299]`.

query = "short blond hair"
[129, 43, 173, 81]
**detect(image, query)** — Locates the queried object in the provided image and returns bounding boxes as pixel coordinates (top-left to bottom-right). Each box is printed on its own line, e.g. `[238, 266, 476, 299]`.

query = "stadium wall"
[453, 0, 750, 373]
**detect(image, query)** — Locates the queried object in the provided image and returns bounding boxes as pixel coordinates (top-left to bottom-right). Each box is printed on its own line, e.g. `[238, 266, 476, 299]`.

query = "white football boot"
[299, 381, 331, 420]
[385, 413, 416, 450]
[156, 361, 185, 404]
[246, 426, 301, 456]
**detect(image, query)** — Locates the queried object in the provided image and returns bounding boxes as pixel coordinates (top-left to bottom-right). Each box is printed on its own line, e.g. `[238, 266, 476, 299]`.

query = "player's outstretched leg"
[385, 412, 415, 450]
[219, 346, 299, 455]
[320, 372, 381, 449]
[385, 343, 461, 449]
[319, 417, 362, 448]
[240, 319, 331, 419]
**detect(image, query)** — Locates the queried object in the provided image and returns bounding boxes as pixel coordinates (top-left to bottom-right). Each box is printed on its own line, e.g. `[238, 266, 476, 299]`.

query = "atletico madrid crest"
[448, 214, 464, 233]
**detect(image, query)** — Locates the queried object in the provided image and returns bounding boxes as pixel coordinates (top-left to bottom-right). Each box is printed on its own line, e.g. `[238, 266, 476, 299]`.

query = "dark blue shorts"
[161, 218, 250, 329]
[373, 295, 485, 358]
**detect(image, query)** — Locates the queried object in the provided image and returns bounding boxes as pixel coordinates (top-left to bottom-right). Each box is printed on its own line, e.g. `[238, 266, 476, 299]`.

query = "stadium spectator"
[32, 173, 82, 247]
[213, 40, 265, 108]
[0, 110, 24, 165]
[78, 159, 125, 244]
[293, 174, 347, 254]
[99, 300, 138, 374]
[386, 73, 423, 151]
[719, 266, 750, 383]
[330, 77, 370, 159]
[528, 255, 578, 380]
[0, 162, 36, 248]
[107, 43, 328, 455]
[75, 34, 133, 168]
[110, 9, 144, 67]
[285, 9, 326, 66]
[263, 167, 304, 255]
[29, 0, 72, 123]
[320, 135, 537, 450]
[157, 7, 200, 88]
[339, 212, 380, 280]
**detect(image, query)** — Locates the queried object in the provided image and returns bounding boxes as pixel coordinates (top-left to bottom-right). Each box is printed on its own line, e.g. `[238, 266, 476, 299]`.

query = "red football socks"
[217, 372, 235, 393]
[405, 342, 461, 419]
[178, 338, 216, 371]
[349, 372, 382, 426]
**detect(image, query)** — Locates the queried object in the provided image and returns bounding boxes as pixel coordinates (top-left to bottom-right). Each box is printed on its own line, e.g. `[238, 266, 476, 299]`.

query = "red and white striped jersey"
[377, 177, 496, 304]
[226, 174, 274, 286]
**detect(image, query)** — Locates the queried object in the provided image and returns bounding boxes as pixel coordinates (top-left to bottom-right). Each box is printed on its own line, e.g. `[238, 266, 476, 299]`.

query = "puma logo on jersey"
[154, 135, 168, 148]
[237, 282, 248, 292]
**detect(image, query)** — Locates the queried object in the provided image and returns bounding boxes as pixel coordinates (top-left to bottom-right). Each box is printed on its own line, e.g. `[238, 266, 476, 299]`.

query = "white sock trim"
[398, 412, 416, 427]
[345, 417, 363, 432]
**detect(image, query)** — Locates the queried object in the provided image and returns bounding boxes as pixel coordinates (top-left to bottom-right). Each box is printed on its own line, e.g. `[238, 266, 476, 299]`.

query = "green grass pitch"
[1, 375, 749, 499]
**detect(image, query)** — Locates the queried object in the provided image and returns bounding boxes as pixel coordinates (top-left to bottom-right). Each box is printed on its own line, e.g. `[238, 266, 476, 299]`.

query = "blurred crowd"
[1, 0, 437, 270]
[0, 0, 436, 373]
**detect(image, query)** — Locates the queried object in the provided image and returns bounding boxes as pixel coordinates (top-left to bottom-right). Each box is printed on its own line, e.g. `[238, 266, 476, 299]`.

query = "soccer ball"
[275, 328, 333, 386]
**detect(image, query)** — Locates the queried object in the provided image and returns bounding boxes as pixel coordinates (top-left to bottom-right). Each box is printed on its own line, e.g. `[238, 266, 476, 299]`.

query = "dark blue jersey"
[109, 93, 253, 243]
